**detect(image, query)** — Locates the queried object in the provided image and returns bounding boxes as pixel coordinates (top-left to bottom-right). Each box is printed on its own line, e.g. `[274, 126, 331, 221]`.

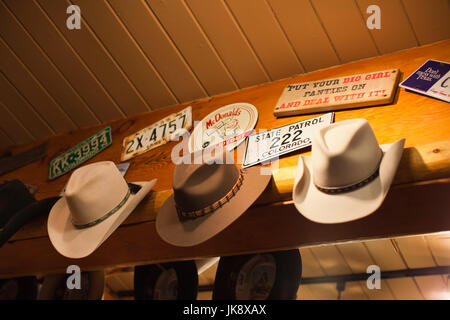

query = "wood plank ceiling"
[104, 232, 450, 300]
[0, 0, 449, 149]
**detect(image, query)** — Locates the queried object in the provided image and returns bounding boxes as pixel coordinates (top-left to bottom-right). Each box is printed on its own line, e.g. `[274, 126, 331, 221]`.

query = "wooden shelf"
[1, 40, 449, 278]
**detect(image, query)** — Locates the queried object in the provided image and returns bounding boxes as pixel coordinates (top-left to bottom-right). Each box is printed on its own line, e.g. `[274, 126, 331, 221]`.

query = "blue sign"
[400, 59, 449, 102]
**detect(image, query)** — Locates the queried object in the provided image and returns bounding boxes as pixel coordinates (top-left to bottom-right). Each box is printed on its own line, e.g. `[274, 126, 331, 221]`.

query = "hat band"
[72, 188, 131, 229]
[176, 170, 244, 219]
[315, 167, 380, 194]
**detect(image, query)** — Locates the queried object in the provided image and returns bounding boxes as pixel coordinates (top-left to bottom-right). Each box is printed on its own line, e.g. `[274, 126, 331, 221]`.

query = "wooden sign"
[121, 106, 192, 161]
[274, 69, 400, 117]
[49, 126, 112, 180]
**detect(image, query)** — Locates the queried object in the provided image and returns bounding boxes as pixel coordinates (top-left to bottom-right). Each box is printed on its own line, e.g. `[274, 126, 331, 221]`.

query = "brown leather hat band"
[176, 170, 244, 219]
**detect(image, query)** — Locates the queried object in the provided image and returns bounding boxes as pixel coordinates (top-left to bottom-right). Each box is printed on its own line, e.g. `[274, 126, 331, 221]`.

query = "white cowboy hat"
[293, 119, 405, 224]
[48, 161, 157, 258]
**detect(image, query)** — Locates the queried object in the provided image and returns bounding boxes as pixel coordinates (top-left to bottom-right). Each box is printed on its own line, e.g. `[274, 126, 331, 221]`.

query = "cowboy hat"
[38, 271, 104, 300]
[156, 150, 272, 247]
[48, 161, 157, 259]
[213, 249, 302, 300]
[134, 260, 198, 300]
[0, 179, 59, 247]
[293, 119, 405, 223]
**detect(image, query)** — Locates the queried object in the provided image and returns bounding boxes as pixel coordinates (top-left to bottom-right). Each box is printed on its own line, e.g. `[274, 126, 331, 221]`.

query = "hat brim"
[212, 249, 302, 300]
[156, 167, 272, 247]
[48, 179, 157, 259]
[293, 139, 405, 224]
[0, 197, 60, 248]
[38, 271, 104, 300]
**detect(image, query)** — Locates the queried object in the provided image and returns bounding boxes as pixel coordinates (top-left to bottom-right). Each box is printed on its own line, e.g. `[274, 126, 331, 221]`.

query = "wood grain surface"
[0, 40, 449, 277]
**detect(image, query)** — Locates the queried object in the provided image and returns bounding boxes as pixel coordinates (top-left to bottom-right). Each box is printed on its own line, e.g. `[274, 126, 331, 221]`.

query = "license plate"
[242, 113, 334, 168]
[121, 106, 192, 161]
[49, 126, 112, 180]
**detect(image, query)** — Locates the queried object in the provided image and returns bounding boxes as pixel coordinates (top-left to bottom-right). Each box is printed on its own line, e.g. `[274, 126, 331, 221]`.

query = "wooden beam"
[1, 179, 449, 278]
[8, 139, 450, 242]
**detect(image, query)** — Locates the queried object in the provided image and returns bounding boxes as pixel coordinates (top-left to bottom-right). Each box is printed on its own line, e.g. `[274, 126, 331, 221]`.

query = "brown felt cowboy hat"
[156, 150, 272, 247]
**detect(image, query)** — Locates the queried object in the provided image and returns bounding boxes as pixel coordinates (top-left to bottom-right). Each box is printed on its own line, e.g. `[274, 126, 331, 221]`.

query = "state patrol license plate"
[49, 126, 112, 180]
[242, 113, 334, 168]
[121, 106, 192, 161]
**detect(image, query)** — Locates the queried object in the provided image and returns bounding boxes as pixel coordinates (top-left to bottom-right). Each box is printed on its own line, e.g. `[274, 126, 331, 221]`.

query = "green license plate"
[48, 126, 112, 180]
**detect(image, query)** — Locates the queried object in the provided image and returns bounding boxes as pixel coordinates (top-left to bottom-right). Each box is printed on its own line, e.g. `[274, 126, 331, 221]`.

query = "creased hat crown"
[65, 161, 129, 225]
[312, 119, 382, 188]
[172, 152, 240, 213]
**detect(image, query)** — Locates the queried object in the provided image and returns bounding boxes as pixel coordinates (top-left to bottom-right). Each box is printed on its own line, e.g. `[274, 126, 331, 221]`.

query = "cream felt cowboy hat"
[156, 150, 272, 247]
[293, 119, 405, 224]
[48, 161, 157, 259]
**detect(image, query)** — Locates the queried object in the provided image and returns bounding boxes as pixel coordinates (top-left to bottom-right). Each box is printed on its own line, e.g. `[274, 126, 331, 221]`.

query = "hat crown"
[65, 161, 129, 225]
[172, 160, 240, 213]
[312, 119, 382, 188]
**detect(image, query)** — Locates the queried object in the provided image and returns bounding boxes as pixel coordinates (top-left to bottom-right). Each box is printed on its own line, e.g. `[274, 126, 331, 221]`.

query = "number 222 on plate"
[242, 112, 334, 168]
